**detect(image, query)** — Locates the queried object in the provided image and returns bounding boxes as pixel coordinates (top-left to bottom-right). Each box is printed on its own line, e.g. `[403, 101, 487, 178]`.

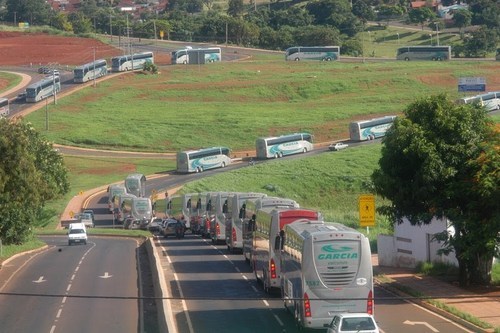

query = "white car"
[326, 313, 379, 333]
[329, 142, 349, 151]
[68, 222, 87, 246]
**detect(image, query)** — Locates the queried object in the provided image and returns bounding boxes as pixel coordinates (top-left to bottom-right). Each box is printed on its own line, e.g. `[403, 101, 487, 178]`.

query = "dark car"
[38, 67, 50, 74]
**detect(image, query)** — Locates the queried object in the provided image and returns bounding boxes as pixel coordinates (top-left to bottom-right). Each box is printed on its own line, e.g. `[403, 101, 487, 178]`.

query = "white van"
[68, 222, 88, 245]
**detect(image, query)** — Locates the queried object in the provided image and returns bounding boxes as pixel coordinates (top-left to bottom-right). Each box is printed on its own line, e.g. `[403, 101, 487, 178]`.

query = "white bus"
[0, 97, 9, 117]
[281, 221, 374, 329]
[113, 193, 136, 223]
[73, 59, 108, 83]
[171, 47, 221, 64]
[177, 146, 231, 173]
[207, 192, 234, 245]
[224, 192, 267, 253]
[26, 76, 61, 103]
[243, 197, 300, 263]
[123, 197, 153, 229]
[107, 184, 127, 213]
[457, 91, 500, 112]
[111, 51, 154, 72]
[125, 173, 146, 197]
[165, 193, 205, 230]
[396, 45, 451, 61]
[349, 115, 397, 141]
[256, 133, 313, 159]
[253, 207, 321, 293]
[285, 46, 340, 61]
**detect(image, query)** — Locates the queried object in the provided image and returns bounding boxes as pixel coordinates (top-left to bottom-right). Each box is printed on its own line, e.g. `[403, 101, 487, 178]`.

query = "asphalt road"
[0, 236, 148, 333]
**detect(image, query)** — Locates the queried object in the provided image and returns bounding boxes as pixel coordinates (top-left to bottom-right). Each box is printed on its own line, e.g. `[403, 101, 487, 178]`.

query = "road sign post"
[359, 194, 375, 232]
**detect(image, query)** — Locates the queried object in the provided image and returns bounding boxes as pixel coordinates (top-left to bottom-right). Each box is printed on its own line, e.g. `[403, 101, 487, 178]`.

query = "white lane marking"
[56, 309, 62, 318]
[273, 313, 284, 326]
[235, 267, 241, 273]
[66, 284, 71, 292]
[262, 300, 270, 307]
[50, 325, 56, 333]
[242, 275, 248, 281]
[251, 285, 259, 293]
[62, 297, 67, 304]
[71, 274, 75, 281]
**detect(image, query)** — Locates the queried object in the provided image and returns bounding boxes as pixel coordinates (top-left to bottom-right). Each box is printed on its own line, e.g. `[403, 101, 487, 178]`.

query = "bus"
[224, 192, 267, 253]
[243, 197, 300, 264]
[457, 91, 500, 112]
[107, 184, 127, 213]
[165, 193, 206, 231]
[123, 197, 152, 229]
[256, 133, 313, 159]
[349, 115, 397, 141]
[171, 47, 221, 64]
[73, 59, 108, 83]
[111, 51, 154, 72]
[25, 76, 61, 103]
[125, 173, 146, 197]
[207, 192, 234, 245]
[252, 207, 321, 293]
[396, 45, 451, 61]
[176, 147, 231, 173]
[285, 46, 340, 61]
[281, 220, 374, 329]
[113, 193, 136, 223]
[0, 97, 9, 117]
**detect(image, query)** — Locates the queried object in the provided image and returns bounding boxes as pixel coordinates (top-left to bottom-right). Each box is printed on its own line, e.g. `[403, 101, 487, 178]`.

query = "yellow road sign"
[359, 194, 375, 227]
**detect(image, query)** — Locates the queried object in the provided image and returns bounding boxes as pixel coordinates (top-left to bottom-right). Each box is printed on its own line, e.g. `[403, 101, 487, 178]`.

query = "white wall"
[377, 217, 458, 268]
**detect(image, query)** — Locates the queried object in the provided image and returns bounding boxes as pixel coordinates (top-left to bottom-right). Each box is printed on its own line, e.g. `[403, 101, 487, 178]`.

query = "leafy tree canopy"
[372, 94, 500, 286]
[0, 119, 69, 245]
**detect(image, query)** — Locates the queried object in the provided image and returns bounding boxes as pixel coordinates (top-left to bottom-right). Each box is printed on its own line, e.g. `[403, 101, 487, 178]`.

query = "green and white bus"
[256, 133, 313, 159]
[171, 47, 221, 64]
[177, 147, 231, 173]
[73, 59, 108, 83]
[396, 45, 451, 61]
[281, 220, 374, 329]
[285, 46, 340, 61]
[26, 76, 61, 103]
[0, 97, 9, 117]
[111, 51, 154, 72]
[349, 116, 397, 141]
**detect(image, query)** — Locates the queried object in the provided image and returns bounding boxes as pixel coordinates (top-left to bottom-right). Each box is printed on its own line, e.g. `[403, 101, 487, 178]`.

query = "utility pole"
[109, 14, 113, 42]
[435, 22, 440, 46]
[93, 47, 97, 88]
[13, 12, 16, 27]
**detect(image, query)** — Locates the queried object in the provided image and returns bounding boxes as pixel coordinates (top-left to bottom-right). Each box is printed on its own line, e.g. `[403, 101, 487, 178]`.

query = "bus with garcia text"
[281, 220, 374, 329]
[396, 45, 451, 61]
[26, 76, 61, 103]
[73, 59, 108, 83]
[252, 207, 321, 293]
[256, 133, 313, 159]
[111, 51, 154, 72]
[0, 98, 9, 117]
[285, 46, 340, 61]
[349, 115, 397, 141]
[171, 47, 221, 64]
[177, 147, 231, 173]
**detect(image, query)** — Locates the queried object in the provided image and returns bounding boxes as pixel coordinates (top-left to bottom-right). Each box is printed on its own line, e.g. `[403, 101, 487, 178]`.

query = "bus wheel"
[263, 271, 270, 293]
[294, 58, 300, 61]
[404, 57, 410, 61]
[432, 57, 437, 61]
[326, 57, 332, 61]
[303, 148, 307, 153]
[274, 153, 279, 159]
[221, 162, 226, 168]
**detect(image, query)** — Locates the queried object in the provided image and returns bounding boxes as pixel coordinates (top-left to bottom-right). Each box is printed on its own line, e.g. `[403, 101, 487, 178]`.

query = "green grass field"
[23, 59, 500, 152]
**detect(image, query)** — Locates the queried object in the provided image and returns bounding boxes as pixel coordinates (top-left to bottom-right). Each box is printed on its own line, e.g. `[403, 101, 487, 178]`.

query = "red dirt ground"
[0, 31, 171, 67]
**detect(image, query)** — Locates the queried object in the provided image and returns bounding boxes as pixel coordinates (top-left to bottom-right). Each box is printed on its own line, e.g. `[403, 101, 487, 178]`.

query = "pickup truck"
[328, 142, 349, 151]
[78, 212, 95, 228]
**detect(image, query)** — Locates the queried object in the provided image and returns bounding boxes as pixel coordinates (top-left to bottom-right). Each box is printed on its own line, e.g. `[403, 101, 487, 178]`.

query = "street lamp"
[434, 22, 440, 46]
[397, 32, 400, 44]
[429, 34, 433, 45]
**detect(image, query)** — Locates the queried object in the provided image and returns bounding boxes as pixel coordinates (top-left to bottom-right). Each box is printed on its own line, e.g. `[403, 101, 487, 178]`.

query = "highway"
[0, 236, 153, 333]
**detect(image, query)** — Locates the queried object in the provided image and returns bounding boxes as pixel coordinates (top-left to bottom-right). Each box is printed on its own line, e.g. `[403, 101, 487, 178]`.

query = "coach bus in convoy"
[256, 133, 313, 159]
[281, 220, 374, 329]
[349, 115, 397, 141]
[177, 147, 231, 173]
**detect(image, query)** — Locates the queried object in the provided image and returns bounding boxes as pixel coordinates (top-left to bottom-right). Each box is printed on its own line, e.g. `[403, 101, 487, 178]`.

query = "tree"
[51, 12, 73, 32]
[6, 0, 52, 26]
[0, 119, 69, 245]
[452, 9, 472, 37]
[371, 94, 500, 286]
[68, 12, 93, 34]
[408, 7, 436, 30]
[463, 26, 498, 58]
[227, 0, 244, 18]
